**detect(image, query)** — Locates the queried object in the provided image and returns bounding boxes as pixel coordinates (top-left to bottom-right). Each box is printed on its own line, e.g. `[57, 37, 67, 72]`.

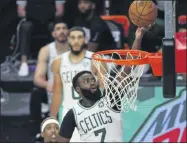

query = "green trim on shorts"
[58, 106, 63, 125]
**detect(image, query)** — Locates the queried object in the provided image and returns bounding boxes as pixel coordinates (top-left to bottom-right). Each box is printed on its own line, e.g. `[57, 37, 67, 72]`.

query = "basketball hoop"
[92, 50, 162, 112]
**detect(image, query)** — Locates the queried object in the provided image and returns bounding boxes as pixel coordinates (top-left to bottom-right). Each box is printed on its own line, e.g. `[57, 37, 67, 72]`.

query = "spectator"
[74, 0, 116, 52]
[0, 0, 17, 102]
[17, 0, 65, 77]
[17, 0, 65, 18]
[34, 117, 60, 143]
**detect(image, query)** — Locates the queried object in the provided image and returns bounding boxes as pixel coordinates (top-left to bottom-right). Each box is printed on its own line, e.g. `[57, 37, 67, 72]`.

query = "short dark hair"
[69, 26, 86, 37]
[53, 17, 68, 29]
[72, 71, 92, 89]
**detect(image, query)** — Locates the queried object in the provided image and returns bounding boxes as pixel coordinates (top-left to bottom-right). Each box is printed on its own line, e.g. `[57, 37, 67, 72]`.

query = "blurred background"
[0, 0, 186, 142]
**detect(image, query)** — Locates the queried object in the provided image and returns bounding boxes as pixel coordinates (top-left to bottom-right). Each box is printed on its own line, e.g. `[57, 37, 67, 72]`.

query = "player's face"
[77, 73, 102, 101]
[42, 123, 59, 143]
[68, 31, 85, 55]
[52, 23, 68, 43]
[78, 0, 93, 14]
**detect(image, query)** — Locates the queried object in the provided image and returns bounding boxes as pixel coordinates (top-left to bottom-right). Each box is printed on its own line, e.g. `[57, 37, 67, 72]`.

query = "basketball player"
[50, 27, 106, 141]
[57, 26, 151, 142]
[39, 117, 60, 143]
[34, 18, 69, 103]
[50, 26, 105, 120]
[30, 19, 69, 134]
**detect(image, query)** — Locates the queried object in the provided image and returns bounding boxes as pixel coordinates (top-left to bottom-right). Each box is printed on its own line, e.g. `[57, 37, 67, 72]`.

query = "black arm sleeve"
[59, 109, 76, 139]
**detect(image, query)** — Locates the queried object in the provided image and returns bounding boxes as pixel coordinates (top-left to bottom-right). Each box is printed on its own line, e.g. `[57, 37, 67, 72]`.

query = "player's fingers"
[139, 27, 147, 33]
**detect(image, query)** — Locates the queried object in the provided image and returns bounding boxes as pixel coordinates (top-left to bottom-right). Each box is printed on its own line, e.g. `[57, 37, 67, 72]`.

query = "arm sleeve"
[59, 109, 76, 138]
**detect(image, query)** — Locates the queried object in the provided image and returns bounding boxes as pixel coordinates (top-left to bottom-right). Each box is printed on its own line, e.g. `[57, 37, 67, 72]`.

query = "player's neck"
[69, 50, 86, 64]
[55, 41, 69, 54]
[81, 98, 96, 107]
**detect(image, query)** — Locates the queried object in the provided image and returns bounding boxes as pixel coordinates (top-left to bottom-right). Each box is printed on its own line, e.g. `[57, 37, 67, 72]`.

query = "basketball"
[128, 0, 158, 27]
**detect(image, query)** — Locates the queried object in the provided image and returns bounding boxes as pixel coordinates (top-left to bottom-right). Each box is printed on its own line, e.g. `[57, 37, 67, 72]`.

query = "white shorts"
[58, 106, 80, 142]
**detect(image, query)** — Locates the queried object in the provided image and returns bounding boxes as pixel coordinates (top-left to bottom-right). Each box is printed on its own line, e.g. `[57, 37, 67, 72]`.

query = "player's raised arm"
[34, 46, 49, 89]
[131, 24, 154, 50]
[50, 57, 62, 117]
[120, 25, 153, 77]
[57, 109, 76, 142]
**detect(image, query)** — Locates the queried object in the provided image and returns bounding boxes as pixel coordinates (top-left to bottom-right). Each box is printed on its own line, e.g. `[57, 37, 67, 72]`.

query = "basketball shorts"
[58, 106, 80, 142]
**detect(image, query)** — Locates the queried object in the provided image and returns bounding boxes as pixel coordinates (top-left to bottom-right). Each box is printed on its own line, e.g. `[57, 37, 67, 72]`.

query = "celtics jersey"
[72, 98, 123, 142]
[60, 51, 93, 109]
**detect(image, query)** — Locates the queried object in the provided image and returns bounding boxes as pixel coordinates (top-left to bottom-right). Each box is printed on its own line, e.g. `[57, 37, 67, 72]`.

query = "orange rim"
[92, 50, 163, 76]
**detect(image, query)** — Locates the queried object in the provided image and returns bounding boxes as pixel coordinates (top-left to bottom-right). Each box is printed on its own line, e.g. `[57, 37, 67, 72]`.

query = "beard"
[56, 33, 67, 43]
[57, 39, 67, 43]
[80, 86, 102, 101]
[69, 45, 84, 55]
[79, 8, 92, 19]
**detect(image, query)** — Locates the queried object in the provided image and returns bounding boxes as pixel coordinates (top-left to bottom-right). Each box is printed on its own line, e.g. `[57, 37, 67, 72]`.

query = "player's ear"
[52, 31, 55, 38]
[75, 87, 80, 94]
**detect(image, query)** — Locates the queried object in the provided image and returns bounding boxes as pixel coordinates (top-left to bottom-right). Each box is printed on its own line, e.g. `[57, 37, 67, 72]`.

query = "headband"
[41, 118, 59, 132]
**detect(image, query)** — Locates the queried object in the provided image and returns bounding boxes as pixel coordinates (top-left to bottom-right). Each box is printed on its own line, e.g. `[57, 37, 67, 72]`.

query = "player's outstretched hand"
[135, 23, 155, 40]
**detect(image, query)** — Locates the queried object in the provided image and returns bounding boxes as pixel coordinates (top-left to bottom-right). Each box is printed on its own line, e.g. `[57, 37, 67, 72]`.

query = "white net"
[93, 51, 146, 113]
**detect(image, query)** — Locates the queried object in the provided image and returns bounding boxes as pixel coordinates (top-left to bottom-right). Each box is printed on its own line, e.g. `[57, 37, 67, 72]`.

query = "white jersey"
[60, 51, 93, 109]
[47, 42, 58, 83]
[72, 98, 123, 142]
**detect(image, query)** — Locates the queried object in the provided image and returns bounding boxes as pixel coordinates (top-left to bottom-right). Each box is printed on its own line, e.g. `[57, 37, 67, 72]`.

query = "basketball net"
[93, 51, 145, 113]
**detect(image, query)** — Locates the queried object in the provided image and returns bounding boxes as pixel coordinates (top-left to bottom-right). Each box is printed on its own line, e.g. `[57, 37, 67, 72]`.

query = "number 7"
[94, 128, 106, 142]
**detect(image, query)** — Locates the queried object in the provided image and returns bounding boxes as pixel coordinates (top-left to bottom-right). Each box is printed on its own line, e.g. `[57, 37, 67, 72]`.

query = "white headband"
[41, 119, 59, 132]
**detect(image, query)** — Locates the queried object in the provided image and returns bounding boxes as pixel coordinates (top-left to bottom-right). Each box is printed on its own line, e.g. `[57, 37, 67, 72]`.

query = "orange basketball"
[129, 0, 158, 27]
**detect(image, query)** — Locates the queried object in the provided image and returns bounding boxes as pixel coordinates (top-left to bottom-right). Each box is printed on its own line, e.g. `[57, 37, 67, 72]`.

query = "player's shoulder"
[41, 42, 55, 51]
[53, 55, 62, 63]
[37, 45, 50, 60]
[39, 45, 49, 54]
[52, 55, 62, 71]
[61, 51, 70, 57]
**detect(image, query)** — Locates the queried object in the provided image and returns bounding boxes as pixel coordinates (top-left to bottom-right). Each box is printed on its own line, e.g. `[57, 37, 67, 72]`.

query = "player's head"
[52, 17, 69, 43]
[73, 71, 102, 101]
[78, 0, 95, 17]
[68, 27, 86, 55]
[41, 117, 60, 143]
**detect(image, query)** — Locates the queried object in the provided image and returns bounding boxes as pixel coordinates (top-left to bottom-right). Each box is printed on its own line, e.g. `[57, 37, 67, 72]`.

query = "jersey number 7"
[71, 87, 81, 99]
[94, 128, 106, 142]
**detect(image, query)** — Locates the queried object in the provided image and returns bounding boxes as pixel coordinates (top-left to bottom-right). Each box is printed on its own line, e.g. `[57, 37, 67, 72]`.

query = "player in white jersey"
[34, 18, 69, 104]
[50, 27, 106, 141]
[57, 26, 151, 142]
